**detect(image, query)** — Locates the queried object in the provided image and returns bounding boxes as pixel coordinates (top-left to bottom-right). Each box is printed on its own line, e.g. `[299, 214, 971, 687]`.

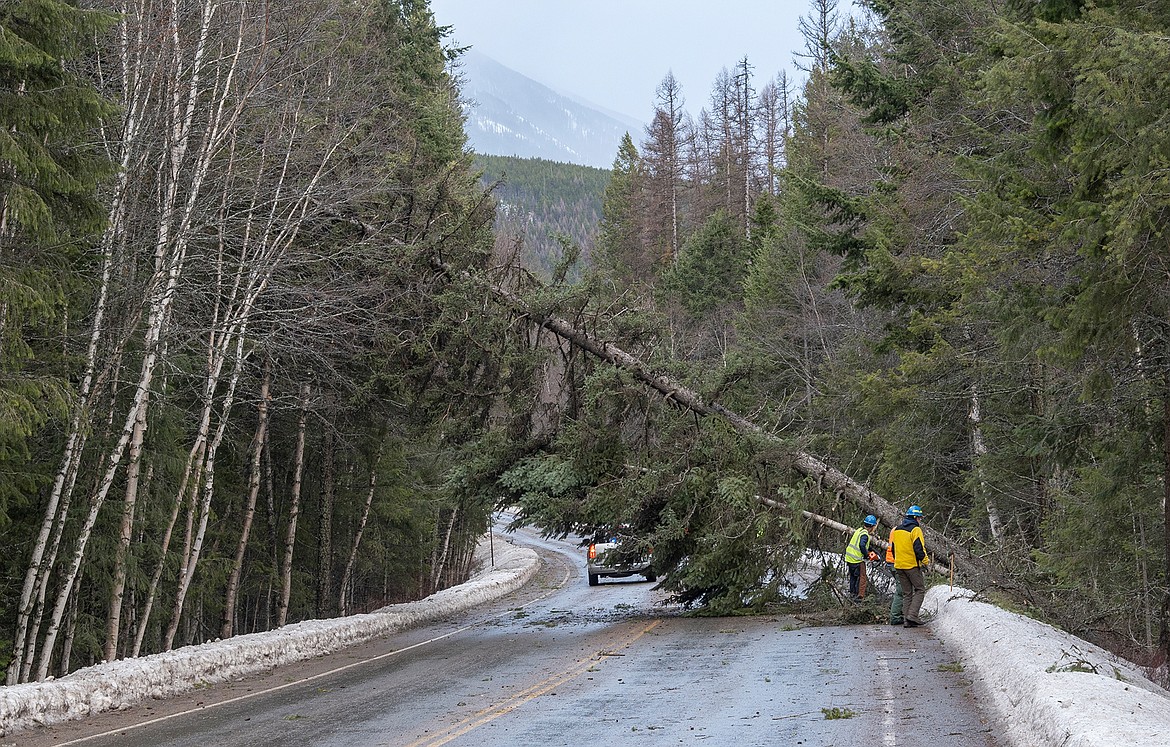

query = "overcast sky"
[429, 0, 864, 125]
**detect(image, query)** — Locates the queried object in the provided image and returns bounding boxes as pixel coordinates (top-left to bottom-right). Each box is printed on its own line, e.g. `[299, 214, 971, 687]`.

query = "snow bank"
[926, 585, 1170, 747]
[0, 535, 539, 737]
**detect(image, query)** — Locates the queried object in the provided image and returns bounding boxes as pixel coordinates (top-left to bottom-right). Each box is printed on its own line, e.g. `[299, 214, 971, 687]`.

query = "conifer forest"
[2, 0, 1168, 687]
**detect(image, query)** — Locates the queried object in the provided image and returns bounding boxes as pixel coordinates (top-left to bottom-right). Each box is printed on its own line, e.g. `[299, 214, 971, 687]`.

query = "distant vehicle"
[586, 534, 656, 586]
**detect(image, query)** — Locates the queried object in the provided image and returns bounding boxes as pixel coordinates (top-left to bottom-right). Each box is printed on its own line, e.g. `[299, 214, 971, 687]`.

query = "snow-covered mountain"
[455, 50, 642, 170]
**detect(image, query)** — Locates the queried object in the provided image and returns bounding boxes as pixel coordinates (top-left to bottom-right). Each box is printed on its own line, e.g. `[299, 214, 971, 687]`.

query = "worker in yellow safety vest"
[844, 514, 879, 601]
[890, 505, 930, 627]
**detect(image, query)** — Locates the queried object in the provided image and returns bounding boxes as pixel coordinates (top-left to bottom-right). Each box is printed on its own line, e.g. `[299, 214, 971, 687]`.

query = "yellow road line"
[406, 619, 663, 747]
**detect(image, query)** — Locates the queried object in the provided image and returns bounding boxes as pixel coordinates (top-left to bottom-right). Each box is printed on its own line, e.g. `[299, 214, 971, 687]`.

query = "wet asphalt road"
[15, 530, 1001, 747]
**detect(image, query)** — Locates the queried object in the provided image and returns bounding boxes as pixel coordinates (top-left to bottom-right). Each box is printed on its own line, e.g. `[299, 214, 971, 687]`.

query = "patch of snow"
[925, 585, 1170, 747]
[476, 117, 513, 136]
[0, 535, 538, 737]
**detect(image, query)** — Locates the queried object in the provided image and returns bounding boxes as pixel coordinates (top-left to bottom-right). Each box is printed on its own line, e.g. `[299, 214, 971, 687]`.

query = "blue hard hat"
[906, 505, 923, 517]
[863, 514, 877, 526]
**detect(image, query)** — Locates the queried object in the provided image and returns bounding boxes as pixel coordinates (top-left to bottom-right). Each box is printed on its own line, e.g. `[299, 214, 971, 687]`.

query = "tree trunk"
[35, 350, 160, 680]
[430, 506, 459, 593]
[264, 423, 276, 628]
[339, 449, 381, 616]
[316, 429, 335, 618]
[132, 437, 205, 657]
[163, 331, 249, 651]
[59, 577, 81, 676]
[278, 383, 311, 627]
[222, 360, 271, 639]
[104, 393, 150, 662]
[969, 386, 1003, 545]
[1159, 377, 1170, 660]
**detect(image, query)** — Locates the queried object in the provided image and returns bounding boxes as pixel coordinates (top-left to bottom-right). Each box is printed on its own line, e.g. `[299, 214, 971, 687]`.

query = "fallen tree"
[492, 283, 991, 583]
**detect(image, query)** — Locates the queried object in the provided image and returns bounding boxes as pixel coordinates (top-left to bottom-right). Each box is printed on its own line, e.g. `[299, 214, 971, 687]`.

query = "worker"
[890, 505, 930, 627]
[844, 514, 879, 602]
[885, 526, 903, 625]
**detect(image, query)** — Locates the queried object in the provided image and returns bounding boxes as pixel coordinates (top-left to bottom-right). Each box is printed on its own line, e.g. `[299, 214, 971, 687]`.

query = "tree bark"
[316, 429, 335, 618]
[430, 506, 459, 593]
[339, 447, 381, 616]
[1160, 376, 1170, 659]
[278, 383, 311, 628]
[969, 386, 1003, 545]
[222, 360, 271, 639]
[163, 330, 249, 651]
[104, 390, 150, 662]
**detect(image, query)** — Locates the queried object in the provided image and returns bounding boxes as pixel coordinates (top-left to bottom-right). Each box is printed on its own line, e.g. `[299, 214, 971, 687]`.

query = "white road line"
[48, 537, 574, 746]
[876, 653, 897, 747]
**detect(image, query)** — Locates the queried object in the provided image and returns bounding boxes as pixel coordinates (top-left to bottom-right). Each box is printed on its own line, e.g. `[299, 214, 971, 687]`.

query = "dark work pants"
[896, 566, 926, 623]
[847, 561, 862, 598]
[887, 563, 904, 623]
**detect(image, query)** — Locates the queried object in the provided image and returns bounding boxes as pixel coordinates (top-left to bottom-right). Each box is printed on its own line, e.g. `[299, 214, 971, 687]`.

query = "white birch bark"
[969, 386, 1004, 544]
[130, 438, 202, 657]
[221, 361, 270, 639]
[163, 328, 249, 651]
[278, 384, 311, 628]
[430, 507, 459, 593]
[339, 447, 382, 616]
[104, 392, 149, 662]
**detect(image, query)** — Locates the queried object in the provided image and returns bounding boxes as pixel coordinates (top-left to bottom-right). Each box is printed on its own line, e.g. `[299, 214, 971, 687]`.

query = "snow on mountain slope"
[456, 49, 640, 169]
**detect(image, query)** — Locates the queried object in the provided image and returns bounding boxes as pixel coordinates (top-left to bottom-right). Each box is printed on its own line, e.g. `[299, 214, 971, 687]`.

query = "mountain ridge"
[456, 50, 641, 170]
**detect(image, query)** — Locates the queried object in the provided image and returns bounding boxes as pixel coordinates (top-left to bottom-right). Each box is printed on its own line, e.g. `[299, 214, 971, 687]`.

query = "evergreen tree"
[595, 134, 652, 290]
[0, 0, 112, 521]
[969, 0, 1170, 656]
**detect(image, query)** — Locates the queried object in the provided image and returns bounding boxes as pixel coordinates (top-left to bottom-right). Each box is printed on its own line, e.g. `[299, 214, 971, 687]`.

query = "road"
[15, 530, 1001, 747]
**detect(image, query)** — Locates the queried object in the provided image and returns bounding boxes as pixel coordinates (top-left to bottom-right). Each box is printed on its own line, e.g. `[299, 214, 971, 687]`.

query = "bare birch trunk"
[35, 340, 161, 679]
[104, 395, 150, 662]
[278, 384, 311, 628]
[969, 386, 1003, 545]
[339, 449, 381, 616]
[163, 330, 249, 651]
[132, 464, 192, 656]
[222, 363, 271, 639]
[430, 507, 459, 593]
[59, 580, 81, 677]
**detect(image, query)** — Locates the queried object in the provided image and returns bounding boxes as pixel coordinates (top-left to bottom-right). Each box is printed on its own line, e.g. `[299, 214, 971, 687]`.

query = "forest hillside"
[475, 155, 609, 280]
